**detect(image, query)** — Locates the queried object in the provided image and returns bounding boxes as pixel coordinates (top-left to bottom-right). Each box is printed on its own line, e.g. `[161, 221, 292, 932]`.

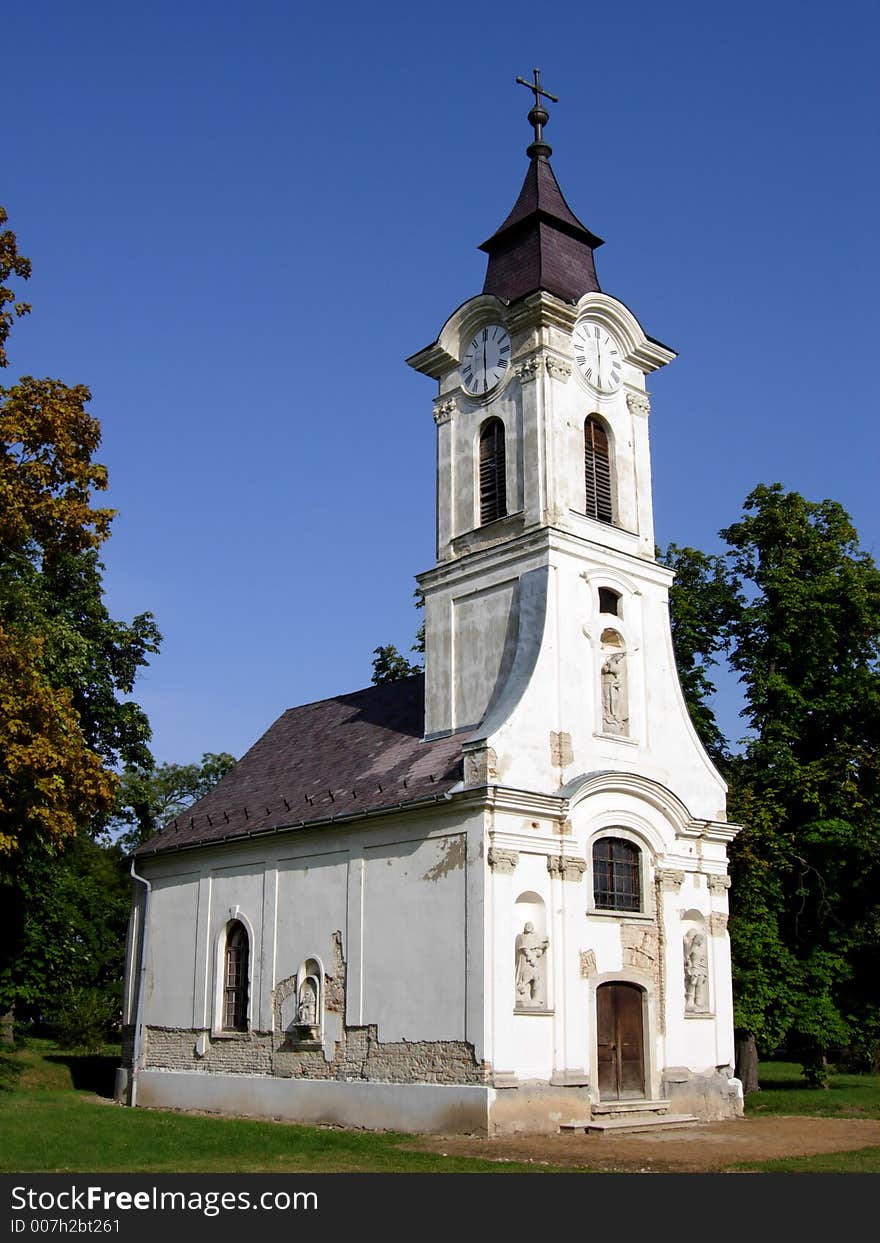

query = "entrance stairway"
[560, 1099, 699, 1136]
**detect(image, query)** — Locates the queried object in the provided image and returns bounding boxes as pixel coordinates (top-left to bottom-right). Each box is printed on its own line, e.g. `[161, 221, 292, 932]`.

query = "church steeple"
[479, 70, 604, 305]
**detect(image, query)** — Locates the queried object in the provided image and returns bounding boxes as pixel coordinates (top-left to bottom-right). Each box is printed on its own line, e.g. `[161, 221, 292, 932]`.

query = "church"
[117, 73, 743, 1135]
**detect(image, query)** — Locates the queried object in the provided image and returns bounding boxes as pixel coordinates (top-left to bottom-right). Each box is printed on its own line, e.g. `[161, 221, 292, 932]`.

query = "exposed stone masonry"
[142, 1024, 489, 1085]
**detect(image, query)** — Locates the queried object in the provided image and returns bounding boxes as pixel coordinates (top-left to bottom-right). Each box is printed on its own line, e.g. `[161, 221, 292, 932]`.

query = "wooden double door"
[596, 982, 646, 1099]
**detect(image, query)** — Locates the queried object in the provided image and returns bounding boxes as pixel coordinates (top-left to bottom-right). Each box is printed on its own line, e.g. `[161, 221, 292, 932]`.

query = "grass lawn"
[5, 1043, 880, 1173]
[0, 1039, 571, 1174]
[744, 1060, 880, 1120]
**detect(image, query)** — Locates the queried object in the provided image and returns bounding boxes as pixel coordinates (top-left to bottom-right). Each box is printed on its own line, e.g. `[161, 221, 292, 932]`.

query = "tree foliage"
[0, 206, 160, 1028]
[0, 205, 31, 369]
[113, 752, 237, 851]
[0, 208, 160, 860]
[660, 543, 739, 766]
[370, 644, 421, 684]
[666, 484, 880, 1082]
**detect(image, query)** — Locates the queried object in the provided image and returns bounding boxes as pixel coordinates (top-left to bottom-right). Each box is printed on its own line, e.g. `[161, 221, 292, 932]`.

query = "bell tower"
[408, 74, 725, 822]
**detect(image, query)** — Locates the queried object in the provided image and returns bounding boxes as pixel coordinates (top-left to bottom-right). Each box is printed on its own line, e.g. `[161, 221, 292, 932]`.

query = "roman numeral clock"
[572, 319, 622, 393]
[461, 324, 512, 396]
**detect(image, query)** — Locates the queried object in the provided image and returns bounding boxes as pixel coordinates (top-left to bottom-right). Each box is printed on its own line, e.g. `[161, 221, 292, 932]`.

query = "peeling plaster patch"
[421, 834, 466, 882]
[549, 731, 574, 768]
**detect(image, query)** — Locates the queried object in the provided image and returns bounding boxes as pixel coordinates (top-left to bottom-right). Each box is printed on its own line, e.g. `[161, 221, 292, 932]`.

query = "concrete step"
[592, 1098, 670, 1116]
[560, 1112, 700, 1136]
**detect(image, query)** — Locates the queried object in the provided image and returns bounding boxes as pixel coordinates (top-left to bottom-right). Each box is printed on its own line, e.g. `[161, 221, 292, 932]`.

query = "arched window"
[479, 418, 507, 524]
[223, 921, 249, 1031]
[593, 838, 641, 912]
[584, 416, 612, 523]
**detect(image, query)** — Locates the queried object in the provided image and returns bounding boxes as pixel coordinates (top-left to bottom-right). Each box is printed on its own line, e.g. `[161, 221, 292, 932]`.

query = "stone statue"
[515, 922, 549, 1007]
[296, 976, 318, 1027]
[601, 649, 626, 733]
[683, 929, 709, 1011]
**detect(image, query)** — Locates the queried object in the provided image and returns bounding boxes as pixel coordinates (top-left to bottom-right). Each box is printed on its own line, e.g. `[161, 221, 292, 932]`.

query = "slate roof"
[480, 155, 604, 304]
[136, 675, 466, 857]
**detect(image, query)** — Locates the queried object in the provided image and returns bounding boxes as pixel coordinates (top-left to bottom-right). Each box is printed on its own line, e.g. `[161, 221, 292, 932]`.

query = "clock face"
[461, 324, 511, 396]
[572, 321, 622, 393]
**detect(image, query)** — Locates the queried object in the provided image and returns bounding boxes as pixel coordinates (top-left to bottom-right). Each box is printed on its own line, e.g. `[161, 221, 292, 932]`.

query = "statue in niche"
[601, 651, 626, 732]
[683, 929, 709, 1011]
[296, 976, 319, 1028]
[515, 922, 549, 1007]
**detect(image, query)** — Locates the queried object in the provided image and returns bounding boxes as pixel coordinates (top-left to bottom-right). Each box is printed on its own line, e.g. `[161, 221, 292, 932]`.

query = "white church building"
[118, 76, 743, 1135]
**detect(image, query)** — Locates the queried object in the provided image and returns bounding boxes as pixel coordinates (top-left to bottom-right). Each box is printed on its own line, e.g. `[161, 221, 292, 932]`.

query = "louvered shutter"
[479, 420, 507, 524]
[585, 417, 613, 523]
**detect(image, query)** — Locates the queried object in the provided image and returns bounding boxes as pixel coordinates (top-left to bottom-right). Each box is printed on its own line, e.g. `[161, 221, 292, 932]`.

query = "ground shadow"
[46, 1054, 118, 1098]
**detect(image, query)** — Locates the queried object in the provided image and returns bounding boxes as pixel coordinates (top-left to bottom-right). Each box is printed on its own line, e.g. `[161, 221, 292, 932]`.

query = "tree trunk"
[735, 1029, 760, 1093]
[0, 1009, 13, 1046]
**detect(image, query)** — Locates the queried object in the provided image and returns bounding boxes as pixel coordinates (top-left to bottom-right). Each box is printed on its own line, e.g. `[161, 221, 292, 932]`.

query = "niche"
[513, 892, 549, 1012]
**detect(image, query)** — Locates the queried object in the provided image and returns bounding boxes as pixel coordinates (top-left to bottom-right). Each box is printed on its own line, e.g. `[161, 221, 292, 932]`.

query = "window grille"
[593, 838, 641, 912]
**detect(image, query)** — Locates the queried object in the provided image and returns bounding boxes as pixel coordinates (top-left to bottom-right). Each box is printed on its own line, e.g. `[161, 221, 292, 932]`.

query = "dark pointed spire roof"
[480, 72, 604, 305]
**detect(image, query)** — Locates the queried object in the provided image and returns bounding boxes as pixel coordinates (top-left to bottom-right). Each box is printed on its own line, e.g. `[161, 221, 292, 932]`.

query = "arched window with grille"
[223, 920, 249, 1031]
[592, 837, 641, 912]
[584, 416, 613, 523]
[479, 418, 507, 525]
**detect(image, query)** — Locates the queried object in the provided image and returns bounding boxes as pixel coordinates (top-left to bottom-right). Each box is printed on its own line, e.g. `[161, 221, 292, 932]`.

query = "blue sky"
[4, 0, 878, 764]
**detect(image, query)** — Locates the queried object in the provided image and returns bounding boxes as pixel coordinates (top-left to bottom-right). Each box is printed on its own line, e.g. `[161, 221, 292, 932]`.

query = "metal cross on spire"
[515, 67, 558, 160]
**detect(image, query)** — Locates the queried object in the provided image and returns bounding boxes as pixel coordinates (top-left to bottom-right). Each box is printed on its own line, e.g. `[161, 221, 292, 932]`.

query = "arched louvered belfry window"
[479, 418, 507, 525]
[584, 416, 613, 523]
[223, 920, 249, 1031]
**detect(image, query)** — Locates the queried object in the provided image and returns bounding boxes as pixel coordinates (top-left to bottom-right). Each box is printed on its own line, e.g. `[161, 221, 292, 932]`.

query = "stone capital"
[432, 398, 456, 426]
[488, 847, 519, 875]
[657, 868, 685, 891]
[545, 355, 572, 382]
[707, 874, 731, 895]
[515, 353, 542, 383]
[626, 391, 651, 416]
[547, 855, 586, 882]
[709, 912, 729, 935]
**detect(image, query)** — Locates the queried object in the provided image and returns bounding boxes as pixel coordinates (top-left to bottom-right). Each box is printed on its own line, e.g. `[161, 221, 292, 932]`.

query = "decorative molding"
[579, 949, 597, 978]
[487, 847, 519, 875]
[657, 868, 685, 891]
[547, 855, 586, 882]
[515, 354, 542, 383]
[626, 391, 651, 416]
[709, 912, 729, 936]
[432, 398, 456, 426]
[707, 874, 731, 894]
[545, 355, 572, 381]
[622, 924, 659, 973]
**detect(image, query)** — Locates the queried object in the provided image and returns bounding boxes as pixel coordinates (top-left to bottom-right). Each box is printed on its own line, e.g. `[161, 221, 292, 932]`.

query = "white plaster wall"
[144, 872, 200, 1027]
[275, 849, 349, 988]
[135, 806, 487, 1063]
[452, 578, 517, 729]
[362, 831, 468, 1042]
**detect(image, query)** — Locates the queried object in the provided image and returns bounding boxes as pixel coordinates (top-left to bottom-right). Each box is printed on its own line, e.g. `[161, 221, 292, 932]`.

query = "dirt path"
[411, 1116, 880, 1172]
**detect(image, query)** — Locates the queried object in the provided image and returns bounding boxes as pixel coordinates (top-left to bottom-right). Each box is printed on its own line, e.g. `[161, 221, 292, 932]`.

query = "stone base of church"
[661, 1066, 744, 1120]
[128, 1069, 494, 1135]
[121, 1069, 598, 1136]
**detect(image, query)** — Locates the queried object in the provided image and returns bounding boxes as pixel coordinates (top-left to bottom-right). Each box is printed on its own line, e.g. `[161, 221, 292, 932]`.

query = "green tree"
[722, 485, 880, 1085]
[370, 644, 421, 684]
[660, 543, 739, 767]
[13, 835, 131, 1039]
[0, 205, 160, 1037]
[113, 752, 237, 851]
[371, 589, 425, 683]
